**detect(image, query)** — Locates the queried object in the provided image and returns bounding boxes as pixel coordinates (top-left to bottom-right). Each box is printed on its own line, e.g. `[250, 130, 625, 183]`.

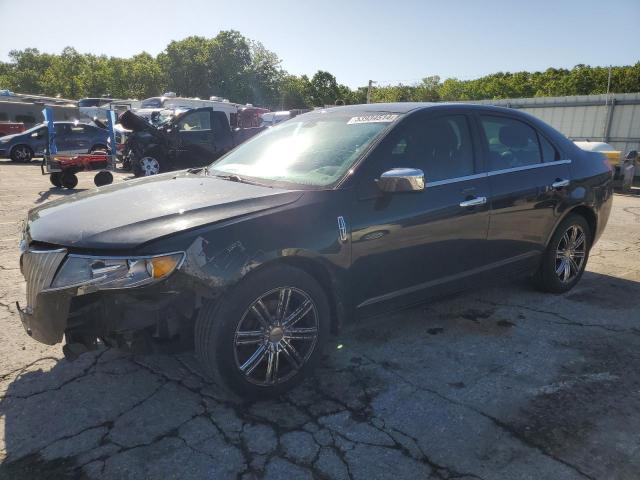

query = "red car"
[0, 121, 25, 137]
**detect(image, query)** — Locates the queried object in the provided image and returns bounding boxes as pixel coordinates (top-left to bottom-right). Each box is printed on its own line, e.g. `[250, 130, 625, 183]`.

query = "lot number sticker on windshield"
[347, 114, 398, 124]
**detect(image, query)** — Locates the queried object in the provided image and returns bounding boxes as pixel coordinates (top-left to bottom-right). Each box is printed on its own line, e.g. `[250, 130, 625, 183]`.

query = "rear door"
[476, 112, 571, 272]
[174, 109, 217, 167]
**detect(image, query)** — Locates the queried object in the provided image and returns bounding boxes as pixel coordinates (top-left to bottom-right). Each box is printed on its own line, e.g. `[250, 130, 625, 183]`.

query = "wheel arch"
[568, 205, 597, 242]
[547, 204, 597, 247]
[249, 255, 347, 335]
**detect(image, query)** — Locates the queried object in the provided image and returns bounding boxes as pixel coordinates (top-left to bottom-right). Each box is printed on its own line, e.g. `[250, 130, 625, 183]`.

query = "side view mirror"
[625, 150, 638, 161]
[377, 168, 425, 193]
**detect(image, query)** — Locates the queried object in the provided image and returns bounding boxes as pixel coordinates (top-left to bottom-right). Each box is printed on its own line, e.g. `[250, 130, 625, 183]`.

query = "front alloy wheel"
[234, 287, 319, 386]
[195, 265, 329, 398]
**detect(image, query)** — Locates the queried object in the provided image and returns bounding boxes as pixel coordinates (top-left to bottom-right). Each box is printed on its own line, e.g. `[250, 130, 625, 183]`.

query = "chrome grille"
[21, 249, 67, 312]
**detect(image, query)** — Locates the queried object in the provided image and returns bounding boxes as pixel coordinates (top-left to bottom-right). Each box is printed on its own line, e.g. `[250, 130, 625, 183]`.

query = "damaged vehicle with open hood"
[17, 103, 612, 398]
[120, 107, 264, 177]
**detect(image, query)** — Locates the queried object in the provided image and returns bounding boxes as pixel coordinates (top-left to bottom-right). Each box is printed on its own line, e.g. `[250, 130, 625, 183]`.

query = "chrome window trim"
[425, 172, 487, 188]
[487, 159, 572, 177]
[423, 159, 572, 187]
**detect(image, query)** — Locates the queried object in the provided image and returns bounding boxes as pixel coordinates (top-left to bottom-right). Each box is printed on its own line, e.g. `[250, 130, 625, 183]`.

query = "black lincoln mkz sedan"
[18, 103, 612, 397]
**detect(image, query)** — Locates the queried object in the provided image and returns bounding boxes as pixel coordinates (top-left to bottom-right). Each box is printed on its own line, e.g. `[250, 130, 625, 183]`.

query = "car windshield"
[210, 111, 399, 187]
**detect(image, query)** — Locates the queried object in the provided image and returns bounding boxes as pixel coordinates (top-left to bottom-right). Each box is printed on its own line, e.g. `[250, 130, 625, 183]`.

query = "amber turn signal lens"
[148, 255, 180, 279]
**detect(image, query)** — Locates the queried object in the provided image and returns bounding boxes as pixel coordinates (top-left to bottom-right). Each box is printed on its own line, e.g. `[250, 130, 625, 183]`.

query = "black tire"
[94, 170, 113, 187]
[50, 173, 62, 187]
[60, 172, 78, 189]
[10, 145, 33, 163]
[195, 265, 330, 398]
[533, 213, 591, 293]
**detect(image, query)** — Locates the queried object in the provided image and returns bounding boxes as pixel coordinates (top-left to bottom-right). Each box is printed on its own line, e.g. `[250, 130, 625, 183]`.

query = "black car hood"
[119, 110, 158, 134]
[26, 172, 303, 250]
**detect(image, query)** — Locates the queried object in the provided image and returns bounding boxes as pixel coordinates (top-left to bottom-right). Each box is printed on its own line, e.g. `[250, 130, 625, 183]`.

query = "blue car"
[0, 122, 109, 162]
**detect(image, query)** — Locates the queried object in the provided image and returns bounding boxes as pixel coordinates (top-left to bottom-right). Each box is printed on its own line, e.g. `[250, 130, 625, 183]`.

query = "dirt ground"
[0, 160, 639, 480]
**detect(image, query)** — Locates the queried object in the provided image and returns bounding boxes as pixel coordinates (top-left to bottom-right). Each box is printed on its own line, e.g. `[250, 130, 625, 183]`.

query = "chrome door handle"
[551, 179, 570, 189]
[459, 196, 487, 207]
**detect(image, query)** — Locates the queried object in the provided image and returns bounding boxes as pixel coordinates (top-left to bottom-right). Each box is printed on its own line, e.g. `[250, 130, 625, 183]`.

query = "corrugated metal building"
[471, 93, 640, 155]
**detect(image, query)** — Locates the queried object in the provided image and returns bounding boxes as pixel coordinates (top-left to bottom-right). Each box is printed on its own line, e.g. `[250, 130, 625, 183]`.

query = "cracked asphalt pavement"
[1, 161, 640, 479]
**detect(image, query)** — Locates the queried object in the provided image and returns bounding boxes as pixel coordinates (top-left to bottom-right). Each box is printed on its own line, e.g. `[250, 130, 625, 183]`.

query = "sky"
[0, 0, 638, 89]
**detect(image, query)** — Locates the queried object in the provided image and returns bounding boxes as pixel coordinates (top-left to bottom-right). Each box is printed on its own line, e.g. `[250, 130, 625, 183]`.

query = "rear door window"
[480, 116, 542, 170]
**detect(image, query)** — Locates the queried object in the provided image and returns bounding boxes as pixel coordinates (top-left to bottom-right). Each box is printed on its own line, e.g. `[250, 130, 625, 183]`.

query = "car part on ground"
[16, 103, 614, 397]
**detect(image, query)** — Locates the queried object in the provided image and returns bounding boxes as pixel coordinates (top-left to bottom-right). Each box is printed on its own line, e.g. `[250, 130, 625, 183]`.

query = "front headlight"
[48, 252, 184, 292]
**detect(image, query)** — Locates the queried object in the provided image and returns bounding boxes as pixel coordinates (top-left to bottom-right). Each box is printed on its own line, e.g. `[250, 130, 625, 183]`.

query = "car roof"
[314, 102, 525, 115]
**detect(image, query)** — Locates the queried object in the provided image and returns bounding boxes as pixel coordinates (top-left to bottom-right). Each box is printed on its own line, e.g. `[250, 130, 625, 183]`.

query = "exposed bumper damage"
[18, 246, 209, 358]
[17, 289, 73, 345]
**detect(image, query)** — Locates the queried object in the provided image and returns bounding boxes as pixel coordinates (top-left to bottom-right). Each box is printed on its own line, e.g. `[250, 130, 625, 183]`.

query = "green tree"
[40, 47, 87, 97]
[159, 36, 212, 97]
[310, 70, 339, 106]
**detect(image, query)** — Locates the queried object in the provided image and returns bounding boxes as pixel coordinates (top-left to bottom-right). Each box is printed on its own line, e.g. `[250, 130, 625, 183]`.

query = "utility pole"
[366, 80, 377, 104]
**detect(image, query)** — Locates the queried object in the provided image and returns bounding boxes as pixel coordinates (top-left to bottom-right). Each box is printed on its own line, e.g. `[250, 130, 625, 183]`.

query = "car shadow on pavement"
[35, 188, 88, 205]
[1, 272, 640, 480]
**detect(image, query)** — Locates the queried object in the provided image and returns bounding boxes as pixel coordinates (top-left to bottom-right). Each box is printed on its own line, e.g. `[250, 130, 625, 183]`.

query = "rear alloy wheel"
[555, 224, 587, 284]
[195, 265, 329, 398]
[138, 156, 161, 176]
[533, 214, 591, 293]
[60, 172, 78, 189]
[11, 145, 33, 163]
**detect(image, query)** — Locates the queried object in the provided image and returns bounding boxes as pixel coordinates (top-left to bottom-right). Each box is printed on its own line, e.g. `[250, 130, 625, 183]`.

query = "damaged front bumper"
[17, 247, 71, 344]
[17, 289, 74, 345]
[17, 247, 202, 352]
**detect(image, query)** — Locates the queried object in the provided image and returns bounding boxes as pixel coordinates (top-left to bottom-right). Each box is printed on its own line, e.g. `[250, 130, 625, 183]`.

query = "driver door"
[349, 109, 491, 311]
[173, 109, 217, 167]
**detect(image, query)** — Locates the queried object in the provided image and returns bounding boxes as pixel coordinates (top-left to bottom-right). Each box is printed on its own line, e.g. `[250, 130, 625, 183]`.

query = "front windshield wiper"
[213, 173, 245, 182]
[211, 172, 272, 187]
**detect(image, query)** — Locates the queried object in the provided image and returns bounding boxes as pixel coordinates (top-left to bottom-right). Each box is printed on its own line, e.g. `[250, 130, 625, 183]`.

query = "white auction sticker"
[347, 114, 399, 124]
